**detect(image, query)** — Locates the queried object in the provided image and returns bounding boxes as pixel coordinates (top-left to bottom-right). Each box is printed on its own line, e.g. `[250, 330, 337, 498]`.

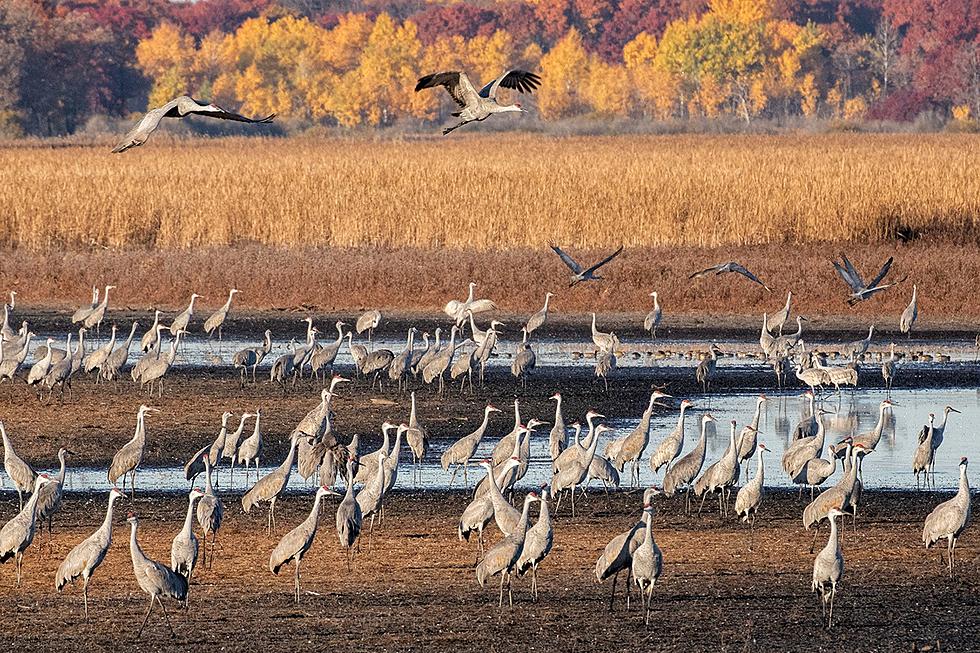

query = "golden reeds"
[0, 134, 977, 252]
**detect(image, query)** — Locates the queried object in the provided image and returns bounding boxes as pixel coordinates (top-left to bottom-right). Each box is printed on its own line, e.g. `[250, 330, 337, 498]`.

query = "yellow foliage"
[952, 105, 972, 121]
[843, 97, 867, 121]
[584, 57, 630, 117]
[697, 77, 728, 117]
[537, 29, 589, 120]
[709, 0, 774, 24]
[750, 78, 768, 115]
[826, 83, 842, 118]
[799, 73, 818, 117]
[135, 23, 195, 107]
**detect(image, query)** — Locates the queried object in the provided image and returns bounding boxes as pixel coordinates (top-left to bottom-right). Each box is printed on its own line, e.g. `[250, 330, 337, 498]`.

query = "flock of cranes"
[0, 258, 964, 639]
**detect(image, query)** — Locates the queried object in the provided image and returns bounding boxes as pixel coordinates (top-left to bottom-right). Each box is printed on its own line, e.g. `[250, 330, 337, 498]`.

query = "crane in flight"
[832, 253, 905, 306]
[414, 69, 541, 135]
[112, 96, 275, 153]
[689, 262, 772, 292]
[550, 245, 624, 287]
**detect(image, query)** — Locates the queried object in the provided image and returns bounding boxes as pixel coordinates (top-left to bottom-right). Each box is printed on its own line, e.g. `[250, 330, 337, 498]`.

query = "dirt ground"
[0, 489, 976, 652]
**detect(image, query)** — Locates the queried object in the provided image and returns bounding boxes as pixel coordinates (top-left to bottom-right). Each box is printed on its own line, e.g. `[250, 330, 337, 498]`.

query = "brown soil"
[0, 490, 976, 652]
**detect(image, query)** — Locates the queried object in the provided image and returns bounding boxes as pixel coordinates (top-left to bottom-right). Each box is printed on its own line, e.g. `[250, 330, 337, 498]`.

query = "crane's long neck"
[938, 411, 951, 431]
[827, 514, 839, 550]
[98, 287, 111, 310]
[751, 400, 763, 431]
[676, 405, 688, 433]
[874, 405, 888, 436]
[56, 452, 67, 484]
[101, 494, 119, 537]
[150, 313, 160, 330]
[282, 436, 299, 472]
[409, 394, 418, 424]
[23, 483, 43, 520]
[958, 465, 970, 499]
[477, 409, 492, 436]
[515, 499, 533, 542]
[106, 327, 117, 351]
[591, 313, 598, 335]
[222, 291, 235, 311]
[543, 294, 551, 312]
[204, 460, 216, 494]
[133, 413, 146, 446]
[186, 296, 197, 314]
[264, 331, 272, 352]
[129, 522, 147, 567]
[554, 397, 562, 422]
[309, 491, 325, 525]
[124, 323, 137, 347]
[755, 449, 765, 483]
[182, 495, 198, 534]
[390, 429, 402, 459]
[539, 494, 551, 524]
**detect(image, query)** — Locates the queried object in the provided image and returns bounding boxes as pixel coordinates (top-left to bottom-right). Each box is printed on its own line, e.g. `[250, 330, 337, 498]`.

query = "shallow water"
[37, 387, 978, 497]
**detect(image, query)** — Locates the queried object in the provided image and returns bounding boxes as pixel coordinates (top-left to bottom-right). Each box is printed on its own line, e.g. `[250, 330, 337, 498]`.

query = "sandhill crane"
[414, 328, 440, 373]
[595, 347, 616, 391]
[794, 442, 842, 500]
[734, 444, 770, 548]
[594, 487, 660, 611]
[736, 394, 767, 477]
[362, 347, 395, 391]
[852, 399, 894, 452]
[205, 412, 233, 476]
[759, 313, 775, 358]
[242, 432, 305, 533]
[422, 325, 459, 395]
[693, 419, 745, 515]
[269, 343, 296, 392]
[141, 310, 162, 352]
[881, 343, 897, 391]
[783, 411, 828, 481]
[137, 330, 186, 396]
[458, 463, 520, 557]
[695, 343, 723, 392]
[203, 288, 238, 347]
[631, 501, 663, 625]
[355, 451, 387, 541]
[171, 488, 205, 586]
[525, 292, 553, 335]
[112, 96, 275, 153]
[490, 400, 523, 466]
[69, 328, 85, 374]
[196, 456, 223, 569]
[803, 443, 869, 553]
[475, 491, 540, 608]
[36, 447, 73, 540]
[812, 507, 845, 630]
[832, 253, 905, 305]
[108, 405, 159, 497]
[913, 414, 937, 489]
[900, 284, 918, 335]
[101, 322, 138, 381]
[1, 422, 36, 509]
[295, 380, 348, 480]
[0, 331, 32, 383]
[650, 399, 694, 475]
[345, 331, 366, 378]
[0, 293, 14, 341]
[222, 412, 256, 484]
[478, 419, 546, 498]
[310, 320, 346, 381]
[406, 392, 428, 485]
[552, 425, 611, 516]
[511, 328, 536, 388]
[551, 245, 624, 287]
[771, 316, 806, 358]
[516, 486, 553, 601]
[237, 408, 264, 484]
[844, 325, 875, 360]
[923, 457, 971, 577]
[353, 422, 393, 486]
[170, 293, 202, 336]
[548, 394, 566, 461]
[71, 286, 99, 325]
[442, 404, 500, 487]
[131, 325, 167, 381]
[919, 405, 960, 477]
[589, 313, 616, 351]
[126, 514, 188, 639]
[389, 327, 416, 392]
[415, 69, 540, 135]
[270, 485, 336, 603]
[355, 310, 382, 346]
[606, 391, 671, 486]
[83, 323, 116, 374]
[410, 331, 431, 373]
[41, 332, 76, 401]
[689, 261, 771, 292]
[644, 291, 662, 338]
[27, 337, 55, 387]
[0, 474, 53, 584]
[769, 291, 793, 335]
[790, 391, 818, 441]
[233, 329, 271, 385]
[477, 458, 522, 535]
[82, 285, 115, 336]
[55, 487, 124, 618]
[444, 283, 497, 325]
[335, 460, 362, 570]
[452, 346, 476, 397]
[663, 414, 714, 513]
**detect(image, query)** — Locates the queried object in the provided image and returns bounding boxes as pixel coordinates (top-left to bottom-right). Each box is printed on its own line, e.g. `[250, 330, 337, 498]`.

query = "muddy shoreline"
[0, 490, 976, 652]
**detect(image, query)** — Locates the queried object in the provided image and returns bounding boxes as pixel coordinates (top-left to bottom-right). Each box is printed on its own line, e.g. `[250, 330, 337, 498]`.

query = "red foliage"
[412, 3, 501, 46]
[171, 0, 273, 39]
[866, 87, 932, 120]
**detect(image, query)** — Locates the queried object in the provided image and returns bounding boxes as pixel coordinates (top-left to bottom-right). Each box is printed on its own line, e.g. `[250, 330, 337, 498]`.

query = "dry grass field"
[1, 134, 978, 318]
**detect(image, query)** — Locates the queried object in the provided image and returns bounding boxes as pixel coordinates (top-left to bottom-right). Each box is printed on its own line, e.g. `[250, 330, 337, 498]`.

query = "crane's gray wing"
[832, 258, 863, 292]
[840, 253, 866, 288]
[415, 71, 480, 108]
[191, 104, 276, 123]
[479, 70, 542, 100]
[731, 263, 772, 292]
[583, 245, 625, 275]
[111, 107, 170, 153]
[689, 264, 723, 280]
[916, 423, 929, 444]
[550, 245, 582, 274]
[867, 256, 894, 289]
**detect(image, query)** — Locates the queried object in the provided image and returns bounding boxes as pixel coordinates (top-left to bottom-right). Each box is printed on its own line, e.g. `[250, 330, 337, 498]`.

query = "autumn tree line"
[0, 0, 977, 136]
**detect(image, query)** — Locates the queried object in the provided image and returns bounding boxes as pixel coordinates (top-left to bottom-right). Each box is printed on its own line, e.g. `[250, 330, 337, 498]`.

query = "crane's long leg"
[295, 559, 302, 604]
[498, 571, 505, 608]
[82, 576, 90, 620]
[158, 596, 176, 638]
[827, 585, 835, 630]
[608, 572, 618, 612]
[809, 527, 818, 554]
